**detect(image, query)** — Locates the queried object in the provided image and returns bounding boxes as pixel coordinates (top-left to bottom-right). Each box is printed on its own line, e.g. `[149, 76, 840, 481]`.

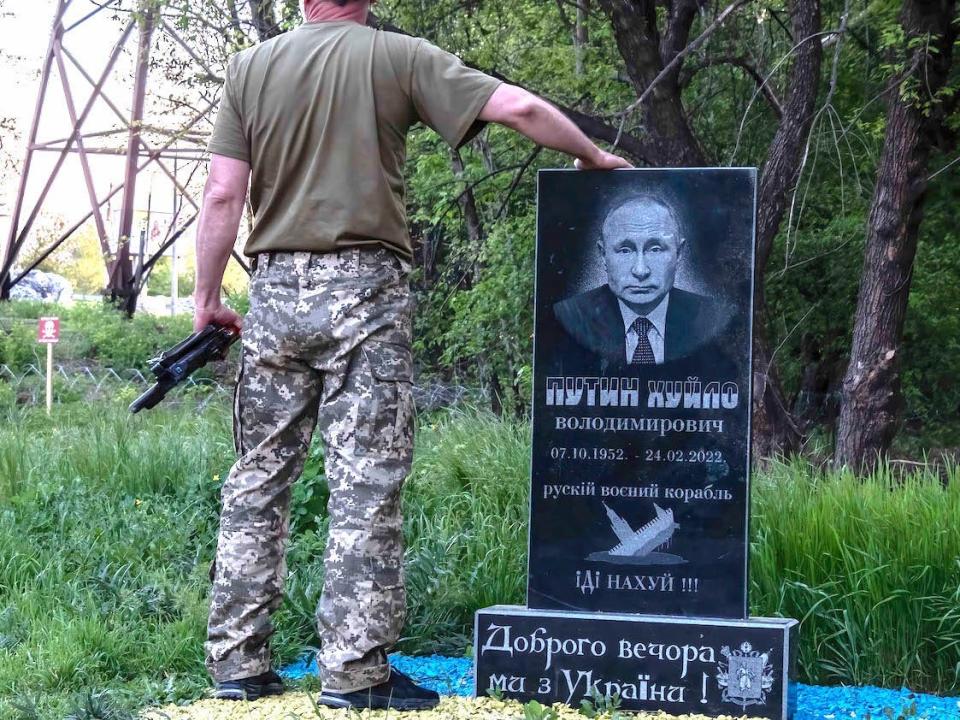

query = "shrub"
[0, 301, 203, 372]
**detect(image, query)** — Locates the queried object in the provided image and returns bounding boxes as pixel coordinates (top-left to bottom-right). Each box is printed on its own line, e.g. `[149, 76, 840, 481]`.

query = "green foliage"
[899, 184, 960, 444]
[0, 403, 228, 719]
[0, 301, 197, 372]
[19, 0, 956, 448]
[17, 220, 107, 295]
[522, 699, 559, 720]
[401, 408, 531, 652]
[578, 687, 623, 718]
[1, 403, 959, 716]
[437, 215, 536, 414]
[864, 700, 919, 720]
[145, 256, 196, 298]
[289, 441, 328, 537]
[375, 0, 960, 447]
[751, 458, 960, 691]
[64, 691, 136, 720]
[0, 319, 37, 370]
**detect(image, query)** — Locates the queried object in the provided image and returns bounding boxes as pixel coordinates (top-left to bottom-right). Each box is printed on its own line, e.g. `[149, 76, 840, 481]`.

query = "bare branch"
[495, 146, 544, 220]
[682, 55, 784, 118]
[613, 0, 753, 148]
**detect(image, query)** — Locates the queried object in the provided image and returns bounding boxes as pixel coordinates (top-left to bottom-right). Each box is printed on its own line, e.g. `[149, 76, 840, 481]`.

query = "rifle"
[129, 323, 240, 414]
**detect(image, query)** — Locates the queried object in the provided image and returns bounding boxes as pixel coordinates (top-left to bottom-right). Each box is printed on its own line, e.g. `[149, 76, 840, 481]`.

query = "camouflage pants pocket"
[356, 341, 414, 457]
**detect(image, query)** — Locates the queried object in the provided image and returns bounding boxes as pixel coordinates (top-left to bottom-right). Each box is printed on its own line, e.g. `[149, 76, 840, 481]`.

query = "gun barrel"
[129, 382, 172, 414]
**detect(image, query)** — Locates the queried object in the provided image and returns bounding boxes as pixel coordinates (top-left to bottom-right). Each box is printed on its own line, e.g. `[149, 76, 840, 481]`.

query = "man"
[193, 0, 630, 711]
[553, 195, 724, 373]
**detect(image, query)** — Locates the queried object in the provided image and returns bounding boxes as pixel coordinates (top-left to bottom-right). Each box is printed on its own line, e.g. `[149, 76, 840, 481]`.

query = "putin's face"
[598, 198, 685, 314]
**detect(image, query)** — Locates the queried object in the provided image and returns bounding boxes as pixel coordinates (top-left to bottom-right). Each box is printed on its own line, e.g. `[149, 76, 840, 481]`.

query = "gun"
[129, 323, 240, 414]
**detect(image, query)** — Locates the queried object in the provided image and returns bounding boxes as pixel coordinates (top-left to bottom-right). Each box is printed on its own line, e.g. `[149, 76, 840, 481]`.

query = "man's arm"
[193, 154, 250, 332]
[479, 85, 633, 170]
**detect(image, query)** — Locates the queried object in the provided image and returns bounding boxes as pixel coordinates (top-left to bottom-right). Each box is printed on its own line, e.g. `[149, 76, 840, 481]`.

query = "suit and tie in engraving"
[552, 195, 728, 373]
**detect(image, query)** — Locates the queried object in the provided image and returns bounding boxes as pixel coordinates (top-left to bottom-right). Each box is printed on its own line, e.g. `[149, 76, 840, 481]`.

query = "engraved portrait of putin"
[553, 195, 724, 370]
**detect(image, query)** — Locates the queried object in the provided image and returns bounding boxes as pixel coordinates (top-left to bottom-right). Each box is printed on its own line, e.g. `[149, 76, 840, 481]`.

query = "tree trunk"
[575, 0, 590, 76]
[248, 0, 281, 42]
[451, 148, 484, 250]
[751, 0, 822, 459]
[596, 0, 706, 165]
[596, 0, 823, 458]
[835, 0, 958, 472]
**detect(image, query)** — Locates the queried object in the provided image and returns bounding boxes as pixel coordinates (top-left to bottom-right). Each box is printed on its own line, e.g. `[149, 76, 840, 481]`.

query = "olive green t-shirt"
[206, 21, 502, 260]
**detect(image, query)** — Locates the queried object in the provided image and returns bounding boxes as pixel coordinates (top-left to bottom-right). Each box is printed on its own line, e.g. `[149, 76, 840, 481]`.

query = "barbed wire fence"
[1, 314, 483, 414]
[1, 361, 479, 414]
[0, 362, 231, 412]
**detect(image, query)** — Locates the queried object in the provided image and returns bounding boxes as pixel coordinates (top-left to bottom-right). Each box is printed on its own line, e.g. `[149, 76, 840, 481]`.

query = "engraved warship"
[606, 502, 678, 556]
[587, 503, 685, 565]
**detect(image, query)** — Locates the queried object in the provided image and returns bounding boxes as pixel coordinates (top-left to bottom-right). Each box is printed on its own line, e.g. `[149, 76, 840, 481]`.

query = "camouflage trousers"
[205, 247, 414, 693]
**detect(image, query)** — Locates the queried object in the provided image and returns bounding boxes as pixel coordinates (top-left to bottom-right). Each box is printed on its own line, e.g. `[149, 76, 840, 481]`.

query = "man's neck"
[303, 1, 368, 24]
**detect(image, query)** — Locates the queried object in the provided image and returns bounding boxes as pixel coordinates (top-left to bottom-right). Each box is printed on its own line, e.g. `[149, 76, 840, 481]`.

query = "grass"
[0, 398, 958, 718]
[751, 459, 960, 692]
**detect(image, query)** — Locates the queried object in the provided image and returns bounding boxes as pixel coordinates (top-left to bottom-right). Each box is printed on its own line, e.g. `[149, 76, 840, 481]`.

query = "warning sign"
[37, 317, 60, 344]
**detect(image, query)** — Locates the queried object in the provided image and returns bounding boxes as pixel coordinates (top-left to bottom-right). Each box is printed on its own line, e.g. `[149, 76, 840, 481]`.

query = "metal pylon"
[0, 0, 250, 315]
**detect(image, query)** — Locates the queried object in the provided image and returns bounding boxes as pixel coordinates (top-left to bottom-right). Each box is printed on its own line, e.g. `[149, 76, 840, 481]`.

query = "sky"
[0, 0, 216, 266]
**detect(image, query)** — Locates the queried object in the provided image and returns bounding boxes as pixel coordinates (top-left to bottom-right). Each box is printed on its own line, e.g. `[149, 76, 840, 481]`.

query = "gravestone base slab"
[475, 606, 798, 719]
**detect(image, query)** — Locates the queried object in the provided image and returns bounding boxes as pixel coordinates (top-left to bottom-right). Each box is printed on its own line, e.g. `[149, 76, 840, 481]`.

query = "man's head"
[597, 195, 685, 314]
[301, 0, 374, 23]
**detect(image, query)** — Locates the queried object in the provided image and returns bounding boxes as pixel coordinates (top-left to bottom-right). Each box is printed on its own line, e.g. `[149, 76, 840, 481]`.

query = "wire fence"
[1, 308, 482, 413]
[0, 362, 230, 411]
[0, 361, 478, 414]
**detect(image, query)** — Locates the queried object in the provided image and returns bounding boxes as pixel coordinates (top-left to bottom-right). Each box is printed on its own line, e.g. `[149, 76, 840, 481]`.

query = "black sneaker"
[316, 668, 440, 711]
[214, 670, 285, 701]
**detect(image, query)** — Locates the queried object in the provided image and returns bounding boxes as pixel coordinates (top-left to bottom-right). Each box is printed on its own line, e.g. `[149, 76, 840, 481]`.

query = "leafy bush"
[145, 256, 196, 298]
[0, 301, 199, 371]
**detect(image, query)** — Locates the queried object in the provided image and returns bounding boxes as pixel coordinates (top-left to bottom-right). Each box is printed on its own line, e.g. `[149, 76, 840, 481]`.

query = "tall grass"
[402, 409, 530, 651]
[0, 403, 229, 719]
[751, 459, 960, 691]
[0, 400, 958, 717]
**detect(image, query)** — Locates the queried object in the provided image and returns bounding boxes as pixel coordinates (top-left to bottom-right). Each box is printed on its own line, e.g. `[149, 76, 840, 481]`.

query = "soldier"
[193, 0, 631, 711]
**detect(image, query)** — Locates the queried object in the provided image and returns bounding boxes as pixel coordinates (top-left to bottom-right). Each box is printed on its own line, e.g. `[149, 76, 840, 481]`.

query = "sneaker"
[316, 668, 440, 711]
[213, 670, 285, 701]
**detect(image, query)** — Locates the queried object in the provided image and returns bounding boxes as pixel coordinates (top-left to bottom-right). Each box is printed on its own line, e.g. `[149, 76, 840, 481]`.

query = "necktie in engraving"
[630, 317, 656, 365]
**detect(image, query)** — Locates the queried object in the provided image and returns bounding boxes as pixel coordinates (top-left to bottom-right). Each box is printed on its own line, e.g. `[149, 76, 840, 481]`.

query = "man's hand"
[194, 301, 243, 333]
[575, 150, 634, 171]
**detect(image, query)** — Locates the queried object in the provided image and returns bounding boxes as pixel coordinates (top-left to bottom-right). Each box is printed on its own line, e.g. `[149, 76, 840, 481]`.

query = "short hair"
[600, 195, 684, 246]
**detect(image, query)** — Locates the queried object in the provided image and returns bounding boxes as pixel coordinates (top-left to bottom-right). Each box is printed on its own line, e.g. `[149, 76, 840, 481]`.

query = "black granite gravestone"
[474, 168, 799, 719]
[527, 169, 754, 618]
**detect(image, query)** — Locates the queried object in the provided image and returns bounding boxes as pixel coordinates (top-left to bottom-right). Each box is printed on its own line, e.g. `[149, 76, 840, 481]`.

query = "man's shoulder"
[665, 287, 732, 352]
[233, 22, 398, 64]
[227, 32, 292, 76]
[375, 24, 421, 46]
[669, 288, 712, 314]
[554, 285, 616, 322]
